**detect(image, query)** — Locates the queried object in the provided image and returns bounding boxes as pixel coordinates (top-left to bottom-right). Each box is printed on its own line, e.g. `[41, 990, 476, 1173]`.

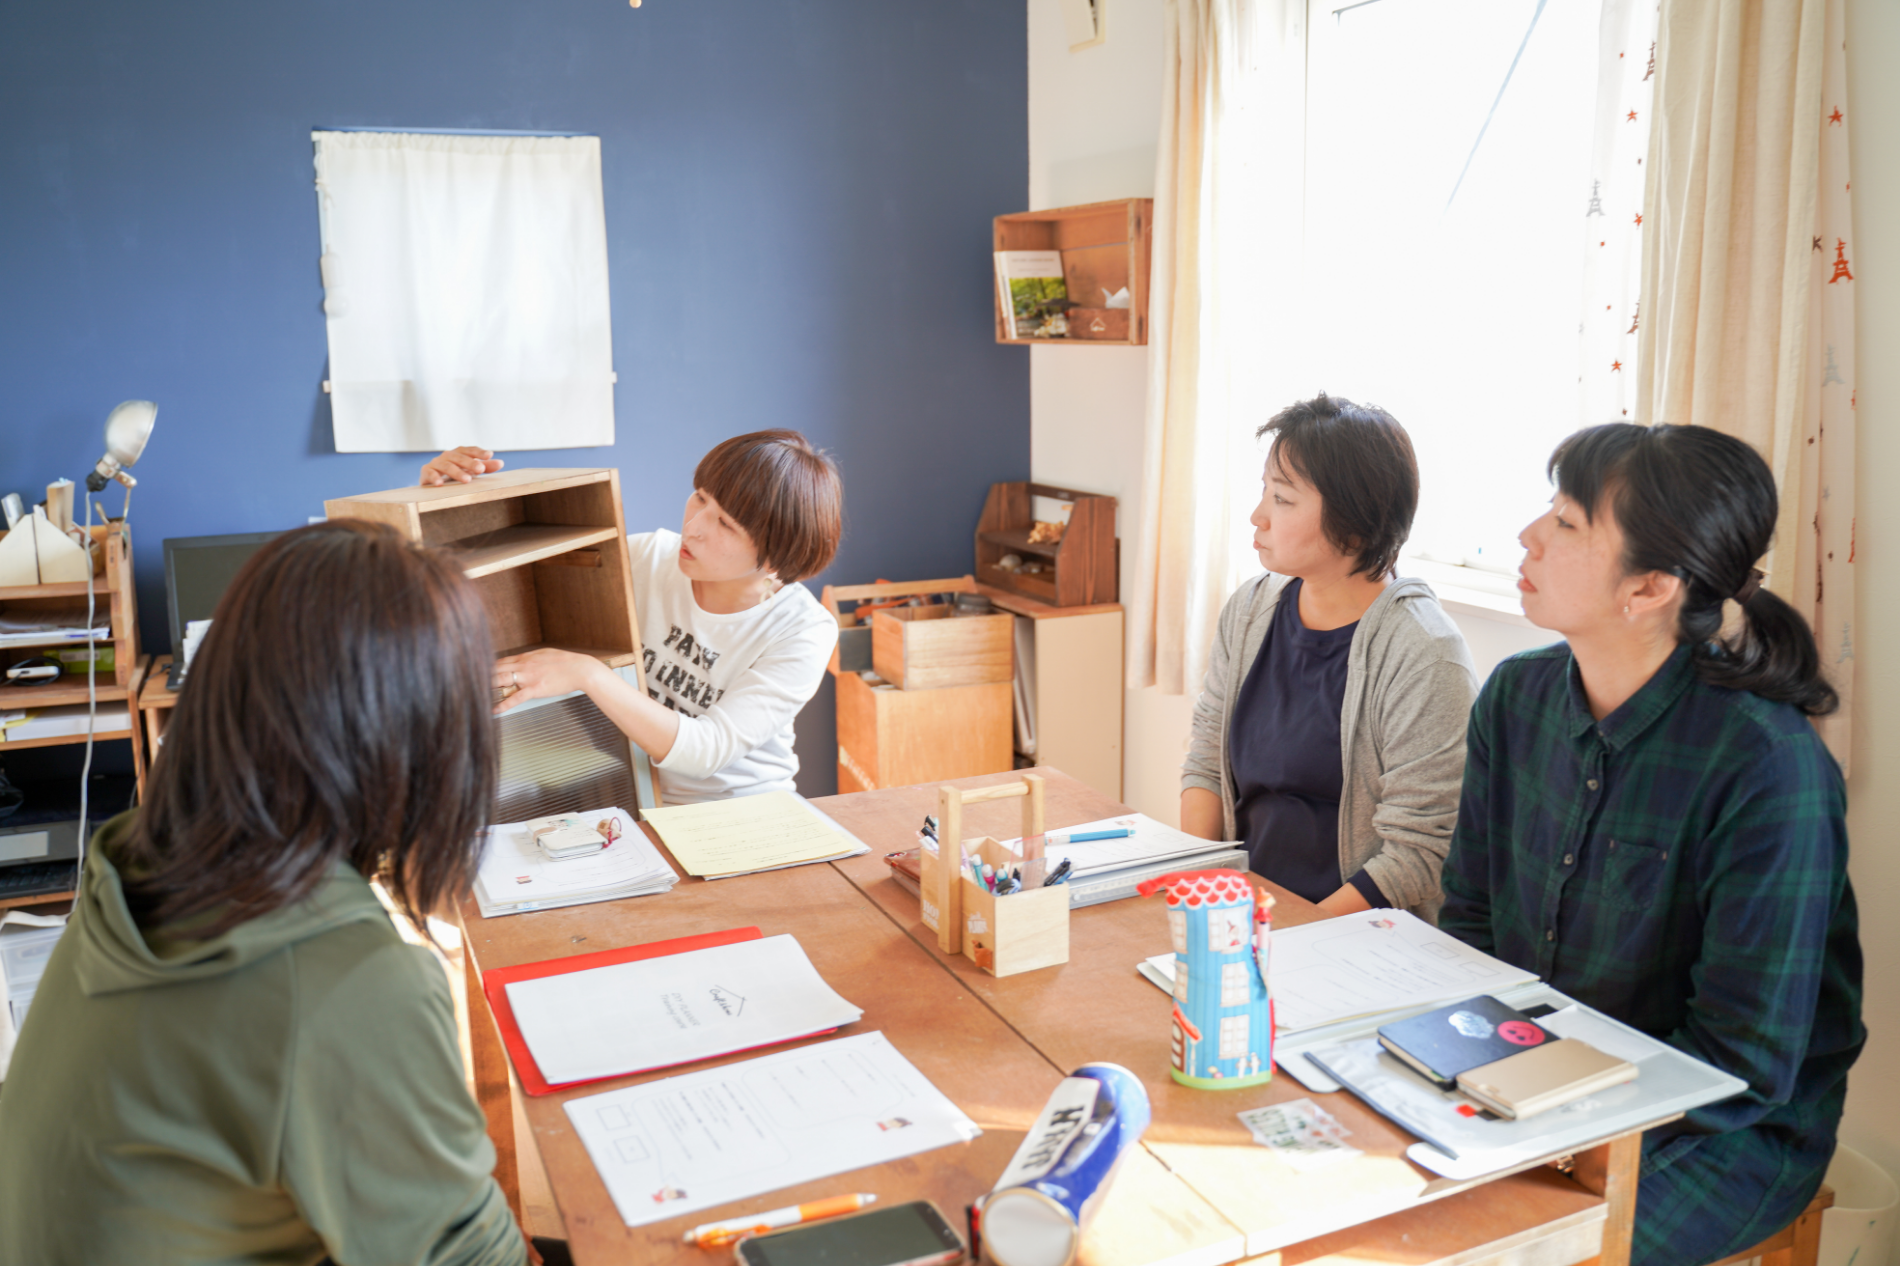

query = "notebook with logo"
[1375, 994, 1554, 1089]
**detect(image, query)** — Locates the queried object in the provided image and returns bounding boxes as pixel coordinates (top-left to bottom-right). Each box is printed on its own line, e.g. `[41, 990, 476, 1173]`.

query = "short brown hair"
[120, 520, 496, 937]
[693, 430, 843, 582]
[1257, 393, 1418, 579]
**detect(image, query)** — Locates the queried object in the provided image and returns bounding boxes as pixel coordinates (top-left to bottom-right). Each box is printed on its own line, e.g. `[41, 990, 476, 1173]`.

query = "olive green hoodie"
[0, 811, 526, 1266]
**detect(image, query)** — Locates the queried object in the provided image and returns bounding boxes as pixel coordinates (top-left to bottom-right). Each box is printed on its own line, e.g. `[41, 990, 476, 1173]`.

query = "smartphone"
[733, 1201, 965, 1266]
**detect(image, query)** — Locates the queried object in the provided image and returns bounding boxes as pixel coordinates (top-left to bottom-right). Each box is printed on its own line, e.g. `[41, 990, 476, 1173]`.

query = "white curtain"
[1637, 0, 1854, 764]
[313, 131, 615, 454]
[1579, 0, 1658, 426]
[1127, 0, 1305, 695]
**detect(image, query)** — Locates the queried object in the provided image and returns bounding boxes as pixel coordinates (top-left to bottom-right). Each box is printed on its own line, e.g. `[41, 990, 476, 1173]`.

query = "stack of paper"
[0, 704, 132, 742]
[475, 806, 676, 917]
[641, 791, 869, 879]
[504, 933, 864, 1085]
[1139, 909, 1540, 1034]
[1005, 813, 1234, 878]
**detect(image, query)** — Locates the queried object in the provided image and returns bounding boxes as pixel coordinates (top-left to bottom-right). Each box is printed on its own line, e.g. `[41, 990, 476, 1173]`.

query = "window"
[1219, 1014, 1252, 1062]
[1220, 960, 1252, 1008]
[1225, 0, 1601, 586]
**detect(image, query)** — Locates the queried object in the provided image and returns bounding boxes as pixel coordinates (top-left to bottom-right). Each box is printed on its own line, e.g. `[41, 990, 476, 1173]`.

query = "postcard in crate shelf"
[994, 250, 1069, 339]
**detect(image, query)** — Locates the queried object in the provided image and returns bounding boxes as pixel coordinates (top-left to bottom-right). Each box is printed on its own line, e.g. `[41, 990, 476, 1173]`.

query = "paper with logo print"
[1267, 910, 1538, 1033]
[503, 934, 863, 1086]
[565, 1032, 980, 1227]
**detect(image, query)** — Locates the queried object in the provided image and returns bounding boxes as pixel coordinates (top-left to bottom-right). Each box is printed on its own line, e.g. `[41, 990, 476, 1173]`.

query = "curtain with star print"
[1636, 0, 1854, 765]
[1579, 0, 1657, 426]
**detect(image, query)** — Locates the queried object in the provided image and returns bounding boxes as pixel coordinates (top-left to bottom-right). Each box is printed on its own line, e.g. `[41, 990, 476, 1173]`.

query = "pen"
[1042, 858, 1074, 887]
[981, 863, 996, 892]
[1051, 828, 1132, 844]
[684, 1193, 878, 1248]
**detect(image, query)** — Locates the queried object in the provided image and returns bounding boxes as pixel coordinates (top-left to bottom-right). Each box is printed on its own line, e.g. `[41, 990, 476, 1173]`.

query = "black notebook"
[1375, 995, 1555, 1090]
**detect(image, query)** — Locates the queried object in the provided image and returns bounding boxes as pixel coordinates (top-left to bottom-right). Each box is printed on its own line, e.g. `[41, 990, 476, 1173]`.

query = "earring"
[1623, 604, 1631, 617]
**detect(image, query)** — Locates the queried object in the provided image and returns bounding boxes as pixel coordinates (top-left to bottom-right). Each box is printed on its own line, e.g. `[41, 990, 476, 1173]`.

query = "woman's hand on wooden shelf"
[492, 648, 609, 715]
[419, 446, 504, 486]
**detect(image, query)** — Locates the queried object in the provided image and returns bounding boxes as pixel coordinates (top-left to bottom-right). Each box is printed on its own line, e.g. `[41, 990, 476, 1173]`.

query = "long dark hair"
[120, 520, 497, 935]
[1549, 423, 1837, 716]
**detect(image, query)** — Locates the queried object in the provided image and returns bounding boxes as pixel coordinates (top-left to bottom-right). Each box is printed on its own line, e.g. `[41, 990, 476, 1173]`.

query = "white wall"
[1839, 0, 1900, 1188]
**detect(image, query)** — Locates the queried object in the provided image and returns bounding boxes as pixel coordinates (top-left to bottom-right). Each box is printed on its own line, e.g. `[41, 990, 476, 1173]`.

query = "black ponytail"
[1549, 424, 1838, 716]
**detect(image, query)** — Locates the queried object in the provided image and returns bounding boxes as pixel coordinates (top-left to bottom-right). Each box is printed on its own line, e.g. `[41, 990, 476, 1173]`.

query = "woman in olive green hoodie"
[0, 521, 544, 1266]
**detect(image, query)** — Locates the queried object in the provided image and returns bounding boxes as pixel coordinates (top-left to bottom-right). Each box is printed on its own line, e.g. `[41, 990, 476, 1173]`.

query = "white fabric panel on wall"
[312, 131, 615, 453]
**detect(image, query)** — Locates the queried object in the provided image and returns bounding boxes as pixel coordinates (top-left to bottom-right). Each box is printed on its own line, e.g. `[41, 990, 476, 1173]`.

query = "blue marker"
[1052, 827, 1133, 844]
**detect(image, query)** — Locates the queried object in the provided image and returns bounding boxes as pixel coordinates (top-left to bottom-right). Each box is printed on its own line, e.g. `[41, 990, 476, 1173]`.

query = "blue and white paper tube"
[975, 1063, 1151, 1266]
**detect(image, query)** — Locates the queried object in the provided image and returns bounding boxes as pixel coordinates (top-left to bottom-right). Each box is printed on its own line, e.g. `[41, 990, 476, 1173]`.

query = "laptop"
[161, 531, 280, 690]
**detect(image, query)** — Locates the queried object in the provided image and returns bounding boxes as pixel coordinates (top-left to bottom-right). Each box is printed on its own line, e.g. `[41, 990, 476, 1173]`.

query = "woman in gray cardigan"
[1182, 394, 1479, 922]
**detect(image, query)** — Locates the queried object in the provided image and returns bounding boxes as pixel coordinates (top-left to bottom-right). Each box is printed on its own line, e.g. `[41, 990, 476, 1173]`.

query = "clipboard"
[483, 925, 848, 1096]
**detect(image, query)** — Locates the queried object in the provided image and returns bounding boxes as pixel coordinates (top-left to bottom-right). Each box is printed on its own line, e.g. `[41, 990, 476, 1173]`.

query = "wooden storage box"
[822, 577, 1015, 794]
[959, 836, 1069, 978]
[325, 469, 642, 668]
[994, 198, 1153, 346]
[976, 481, 1118, 607]
[870, 606, 1012, 690]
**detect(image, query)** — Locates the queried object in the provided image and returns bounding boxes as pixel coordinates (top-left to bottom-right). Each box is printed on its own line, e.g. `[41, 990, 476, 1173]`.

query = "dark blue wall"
[0, 0, 1030, 796]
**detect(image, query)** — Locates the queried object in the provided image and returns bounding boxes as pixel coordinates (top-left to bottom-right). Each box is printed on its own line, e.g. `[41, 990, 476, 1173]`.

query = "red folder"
[481, 926, 845, 1096]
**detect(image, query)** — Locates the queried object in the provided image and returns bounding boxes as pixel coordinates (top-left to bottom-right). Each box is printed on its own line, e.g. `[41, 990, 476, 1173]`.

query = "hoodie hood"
[72, 810, 391, 998]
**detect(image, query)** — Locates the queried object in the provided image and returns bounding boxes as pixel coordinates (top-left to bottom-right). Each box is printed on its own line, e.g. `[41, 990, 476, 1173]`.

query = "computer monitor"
[162, 531, 281, 655]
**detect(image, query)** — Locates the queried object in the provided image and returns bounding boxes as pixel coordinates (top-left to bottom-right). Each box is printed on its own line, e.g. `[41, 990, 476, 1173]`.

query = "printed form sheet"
[1266, 910, 1538, 1033]
[564, 1032, 981, 1226]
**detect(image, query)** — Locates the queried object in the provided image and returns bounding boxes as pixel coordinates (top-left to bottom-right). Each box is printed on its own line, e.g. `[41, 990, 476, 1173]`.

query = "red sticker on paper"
[1498, 1021, 1546, 1046]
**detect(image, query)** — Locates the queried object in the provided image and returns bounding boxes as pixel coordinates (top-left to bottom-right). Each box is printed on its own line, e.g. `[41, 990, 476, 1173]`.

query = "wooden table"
[460, 769, 1655, 1266]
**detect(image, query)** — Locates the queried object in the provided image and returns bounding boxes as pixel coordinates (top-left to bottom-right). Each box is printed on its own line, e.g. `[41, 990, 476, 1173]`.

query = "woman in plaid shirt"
[1440, 424, 1863, 1266]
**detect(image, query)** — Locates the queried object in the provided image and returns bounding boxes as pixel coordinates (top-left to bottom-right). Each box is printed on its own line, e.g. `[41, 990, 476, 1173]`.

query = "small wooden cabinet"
[994, 198, 1153, 346]
[325, 469, 645, 672]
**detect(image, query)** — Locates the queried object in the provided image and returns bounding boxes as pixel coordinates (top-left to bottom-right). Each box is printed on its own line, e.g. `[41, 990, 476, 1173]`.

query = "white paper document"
[504, 934, 863, 1086]
[565, 1032, 981, 1226]
[476, 806, 676, 917]
[1267, 910, 1538, 1033]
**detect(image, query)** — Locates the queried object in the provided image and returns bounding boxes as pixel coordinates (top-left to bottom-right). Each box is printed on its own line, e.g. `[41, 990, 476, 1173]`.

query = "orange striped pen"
[683, 1193, 878, 1249]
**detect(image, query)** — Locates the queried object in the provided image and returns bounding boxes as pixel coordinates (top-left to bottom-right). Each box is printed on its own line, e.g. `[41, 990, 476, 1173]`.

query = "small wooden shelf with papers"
[994, 198, 1153, 346]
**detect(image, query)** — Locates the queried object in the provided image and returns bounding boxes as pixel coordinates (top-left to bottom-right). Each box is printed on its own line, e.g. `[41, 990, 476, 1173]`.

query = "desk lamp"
[85, 400, 158, 493]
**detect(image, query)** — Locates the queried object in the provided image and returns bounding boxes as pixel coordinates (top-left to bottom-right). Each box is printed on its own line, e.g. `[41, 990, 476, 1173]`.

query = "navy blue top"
[1229, 579, 1387, 906]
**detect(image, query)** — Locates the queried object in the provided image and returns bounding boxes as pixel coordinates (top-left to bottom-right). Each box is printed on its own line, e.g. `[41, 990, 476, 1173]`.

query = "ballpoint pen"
[1041, 858, 1074, 886]
[683, 1193, 878, 1248]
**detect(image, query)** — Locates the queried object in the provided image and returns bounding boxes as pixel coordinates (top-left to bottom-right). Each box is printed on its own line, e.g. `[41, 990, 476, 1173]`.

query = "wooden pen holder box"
[958, 836, 1070, 978]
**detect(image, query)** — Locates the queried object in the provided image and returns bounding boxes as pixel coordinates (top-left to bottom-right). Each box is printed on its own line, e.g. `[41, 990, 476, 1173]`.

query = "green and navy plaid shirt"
[1441, 643, 1863, 1176]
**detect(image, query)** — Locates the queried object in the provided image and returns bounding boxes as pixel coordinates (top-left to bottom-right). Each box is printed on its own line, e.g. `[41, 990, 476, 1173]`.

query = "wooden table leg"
[1572, 1130, 1644, 1266]
[460, 929, 522, 1223]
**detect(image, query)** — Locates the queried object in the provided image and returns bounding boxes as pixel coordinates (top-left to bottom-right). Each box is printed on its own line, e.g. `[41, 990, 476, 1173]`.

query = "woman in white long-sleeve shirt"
[421, 431, 843, 803]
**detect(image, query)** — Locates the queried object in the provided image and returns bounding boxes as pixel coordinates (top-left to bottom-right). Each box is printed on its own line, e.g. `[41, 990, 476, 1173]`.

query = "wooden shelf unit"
[994, 198, 1153, 346]
[977, 584, 1124, 801]
[976, 481, 1118, 608]
[324, 469, 645, 672]
[0, 521, 150, 799]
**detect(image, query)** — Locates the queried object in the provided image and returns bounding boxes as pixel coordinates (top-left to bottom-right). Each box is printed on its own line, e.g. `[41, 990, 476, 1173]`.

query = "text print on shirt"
[644, 626, 727, 714]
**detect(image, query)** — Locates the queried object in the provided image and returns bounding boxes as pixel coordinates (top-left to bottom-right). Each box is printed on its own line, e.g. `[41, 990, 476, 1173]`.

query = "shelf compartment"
[0, 682, 133, 710]
[496, 642, 643, 671]
[447, 524, 620, 579]
[0, 578, 114, 602]
[1, 727, 135, 752]
[977, 528, 1062, 561]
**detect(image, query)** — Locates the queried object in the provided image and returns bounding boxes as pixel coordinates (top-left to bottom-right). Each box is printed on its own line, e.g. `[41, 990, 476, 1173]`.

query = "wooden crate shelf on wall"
[994, 198, 1153, 346]
[324, 468, 645, 671]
